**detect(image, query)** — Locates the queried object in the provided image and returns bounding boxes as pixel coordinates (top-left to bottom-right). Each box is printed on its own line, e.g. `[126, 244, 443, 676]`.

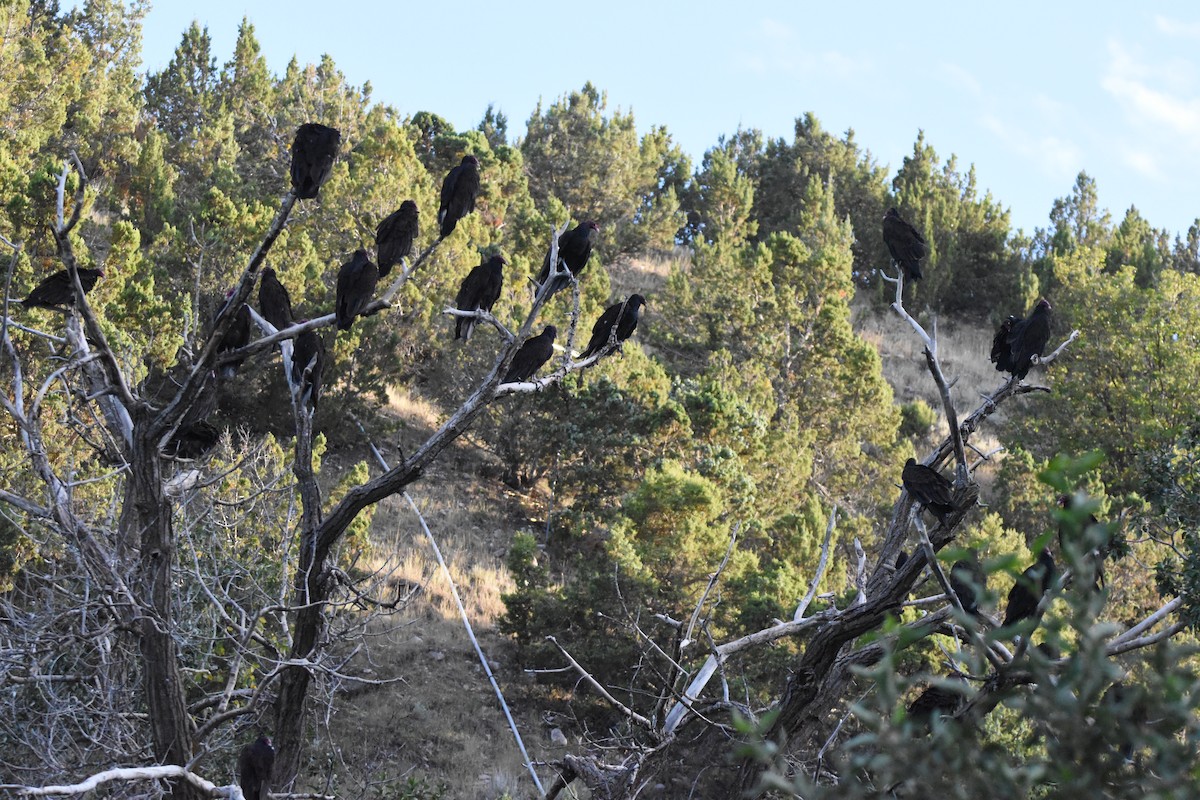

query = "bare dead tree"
[0, 138, 620, 797]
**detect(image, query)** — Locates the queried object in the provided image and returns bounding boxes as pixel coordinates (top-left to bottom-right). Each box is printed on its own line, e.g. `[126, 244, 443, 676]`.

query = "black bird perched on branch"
[949, 555, 987, 616]
[215, 291, 251, 378]
[882, 207, 927, 281]
[992, 299, 1053, 380]
[579, 294, 646, 360]
[902, 458, 955, 523]
[1002, 548, 1056, 629]
[166, 373, 221, 459]
[438, 155, 481, 239]
[376, 200, 418, 279]
[258, 267, 293, 332]
[453, 255, 505, 341]
[989, 314, 1020, 372]
[290, 123, 341, 200]
[20, 268, 104, 309]
[537, 220, 600, 298]
[237, 735, 275, 800]
[335, 249, 379, 332]
[503, 325, 557, 383]
[291, 326, 325, 411]
[906, 682, 964, 727]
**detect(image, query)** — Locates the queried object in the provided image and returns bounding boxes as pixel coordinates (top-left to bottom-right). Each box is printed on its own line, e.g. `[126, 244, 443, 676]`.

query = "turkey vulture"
[901, 458, 955, 523]
[988, 314, 1020, 373]
[1101, 681, 1146, 760]
[906, 682, 963, 726]
[579, 294, 646, 360]
[503, 325, 556, 383]
[166, 374, 220, 459]
[376, 200, 419, 279]
[453, 255, 505, 341]
[258, 267, 293, 332]
[335, 249, 379, 332]
[438, 155, 481, 239]
[237, 735, 275, 800]
[994, 299, 1053, 380]
[166, 421, 220, 460]
[882, 208, 927, 281]
[949, 555, 987, 616]
[291, 327, 325, 410]
[1002, 549, 1056, 629]
[215, 291, 251, 378]
[290, 123, 340, 200]
[537, 221, 599, 298]
[20, 268, 104, 309]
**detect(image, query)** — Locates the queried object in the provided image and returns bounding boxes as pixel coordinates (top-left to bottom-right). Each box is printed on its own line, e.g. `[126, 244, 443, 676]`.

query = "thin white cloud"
[938, 62, 982, 97]
[1121, 148, 1165, 180]
[736, 18, 870, 82]
[1102, 40, 1200, 141]
[759, 18, 796, 42]
[1154, 14, 1200, 40]
[981, 113, 1082, 180]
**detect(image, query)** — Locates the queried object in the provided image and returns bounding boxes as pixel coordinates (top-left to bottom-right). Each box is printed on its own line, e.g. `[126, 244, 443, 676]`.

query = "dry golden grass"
[386, 386, 444, 431]
[609, 247, 688, 302]
[313, 449, 560, 799]
[853, 300, 1019, 461]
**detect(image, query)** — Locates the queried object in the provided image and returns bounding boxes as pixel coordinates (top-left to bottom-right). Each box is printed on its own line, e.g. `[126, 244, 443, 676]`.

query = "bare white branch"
[1, 765, 242, 797]
[795, 505, 837, 621]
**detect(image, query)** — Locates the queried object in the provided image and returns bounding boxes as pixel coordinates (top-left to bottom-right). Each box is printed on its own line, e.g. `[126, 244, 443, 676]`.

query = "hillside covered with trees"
[2, 3, 1200, 798]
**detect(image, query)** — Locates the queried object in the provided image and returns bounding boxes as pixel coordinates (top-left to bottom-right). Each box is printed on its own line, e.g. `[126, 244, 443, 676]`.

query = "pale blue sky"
[137, 1, 1200, 239]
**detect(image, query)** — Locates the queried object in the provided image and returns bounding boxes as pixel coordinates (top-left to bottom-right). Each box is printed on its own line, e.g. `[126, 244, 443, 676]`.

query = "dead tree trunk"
[124, 408, 200, 799]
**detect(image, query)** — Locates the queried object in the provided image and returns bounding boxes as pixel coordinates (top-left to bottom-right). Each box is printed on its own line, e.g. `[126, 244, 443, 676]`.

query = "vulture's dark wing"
[882, 208, 928, 281]
[901, 458, 955, 521]
[292, 329, 325, 410]
[537, 221, 599, 298]
[237, 736, 276, 800]
[376, 200, 419, 279]
[503, 326, 557, 383]
[989, 315, 1019, 372]
[579, 294, 646, 360]
[21, 268, 103, 309]
[949, 558, 986, 616]
[290, 123, 341, 200]
[258, 268, 293, 332]
[454, 257, 505, 341]
[438, 156, 480, 238]
[580, 303, 621, 360]
[1006, 300, 1052, 379]
[906, 683, 963, 725]
[215, 297, 251, 378]
[335, 250, 379, 332]
[1002, 550, 1056, 628]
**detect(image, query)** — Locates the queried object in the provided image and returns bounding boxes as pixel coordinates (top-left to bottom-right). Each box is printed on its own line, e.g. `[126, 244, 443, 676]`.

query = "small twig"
[547, 635, 656, 733]
[684, 522, 740, 650]
[814, 688, 869, 780]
